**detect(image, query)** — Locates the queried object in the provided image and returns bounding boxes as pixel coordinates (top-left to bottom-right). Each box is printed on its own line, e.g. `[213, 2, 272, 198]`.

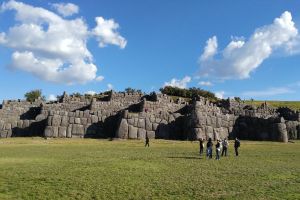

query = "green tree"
[25, 89, 45, 102]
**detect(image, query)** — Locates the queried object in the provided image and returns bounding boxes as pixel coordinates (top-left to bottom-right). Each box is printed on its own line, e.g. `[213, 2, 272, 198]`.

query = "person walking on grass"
[234, 137, 240, 156]
[216, 140, 221, 160]
[199, 138, 204, 156]
[222, 138, 229, 156]
[145, 135, 150, 147]
[206, 138, 213, 159]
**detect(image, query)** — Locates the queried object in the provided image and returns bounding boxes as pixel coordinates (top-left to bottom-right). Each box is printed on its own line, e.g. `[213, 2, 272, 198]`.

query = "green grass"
[0, 138, 299, 200]
[245, 100, 300, 110]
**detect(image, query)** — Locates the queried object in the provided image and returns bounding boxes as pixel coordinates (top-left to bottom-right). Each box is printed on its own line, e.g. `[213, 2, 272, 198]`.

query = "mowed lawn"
[0, 138, 299, 200]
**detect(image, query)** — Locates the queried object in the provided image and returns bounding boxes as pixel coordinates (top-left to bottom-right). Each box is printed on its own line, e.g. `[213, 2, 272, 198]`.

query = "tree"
[25, 89, 45, 102]
[124, 87, 142, 94]
[234, 97, 242, 102]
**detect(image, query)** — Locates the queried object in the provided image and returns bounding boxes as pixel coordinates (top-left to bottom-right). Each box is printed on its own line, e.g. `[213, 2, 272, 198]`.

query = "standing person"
[222, 138, 229, 156]
[206, 138, 213, 159]
[234, 137, 240, 156]
[199, 138, 204, 156]
[216, 140, 221, 160]
[145, 135, 150, 147]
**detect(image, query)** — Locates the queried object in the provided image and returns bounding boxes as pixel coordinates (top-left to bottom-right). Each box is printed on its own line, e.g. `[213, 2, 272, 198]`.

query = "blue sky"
[0, 0, 300, 101]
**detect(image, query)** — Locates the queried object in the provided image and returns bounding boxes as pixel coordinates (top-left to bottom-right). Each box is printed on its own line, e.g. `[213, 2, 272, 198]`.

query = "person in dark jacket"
[221, 138, 229, 156]
[199, 138, 204, 155]
[206, 138, 213, 159]
[234, 137, 240, 156]
[215, 140, 221, 160]
[145, 135, 150, 147]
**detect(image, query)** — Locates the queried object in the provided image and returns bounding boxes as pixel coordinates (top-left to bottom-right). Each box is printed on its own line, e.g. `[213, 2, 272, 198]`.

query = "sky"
[0, 0, 300, 101]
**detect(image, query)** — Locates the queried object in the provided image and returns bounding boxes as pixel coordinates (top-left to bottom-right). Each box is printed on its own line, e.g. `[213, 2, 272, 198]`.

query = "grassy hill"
[0, 138, 299, 199]
[244, 100, 300, 110]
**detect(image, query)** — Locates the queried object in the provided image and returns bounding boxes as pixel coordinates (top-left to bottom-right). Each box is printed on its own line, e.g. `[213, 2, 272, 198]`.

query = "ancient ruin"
[0, 91, 299, 142]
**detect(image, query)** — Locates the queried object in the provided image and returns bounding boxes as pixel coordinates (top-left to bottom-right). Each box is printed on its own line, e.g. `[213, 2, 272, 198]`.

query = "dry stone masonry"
[0, 91, 299, 142]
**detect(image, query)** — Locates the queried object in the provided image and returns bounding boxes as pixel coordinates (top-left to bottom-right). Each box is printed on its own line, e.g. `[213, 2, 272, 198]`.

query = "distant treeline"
[159, 86, 217, 101]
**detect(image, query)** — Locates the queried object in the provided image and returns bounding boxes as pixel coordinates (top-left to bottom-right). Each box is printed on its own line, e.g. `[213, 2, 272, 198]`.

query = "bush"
[25, 89, 45, 102]
[159, 86, 217, 101]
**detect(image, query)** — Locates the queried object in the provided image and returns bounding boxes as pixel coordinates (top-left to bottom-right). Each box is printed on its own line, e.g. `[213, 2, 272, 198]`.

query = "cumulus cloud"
[242, 87, 294, 98]
[47, 94, 57, 101]
[215, 91, 225, 99]
[198, 81, 212, 86]
[85, 90, 97, 95]
[164, 76, 191, 89]
[93, 17, 127, 49]
[0, 0, 126, 84]
[107, 83, 113, 90]
[199, 11, 298, 80]
[52, 3, 79, 17]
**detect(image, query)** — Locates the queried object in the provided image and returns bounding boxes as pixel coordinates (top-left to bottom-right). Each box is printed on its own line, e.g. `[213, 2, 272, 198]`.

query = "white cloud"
[242, 87, 294, 98]
[198, 81, 213, 86]
[107, 83, 113, 90]
[93, 17, 127, 49]
[47, 94, 57, 101]
[0, 0, 126, 84]
[95, 75, 104, 82]
[164, 76, 191, 89]
[199, 36, 217, 61]
[215, 91, 225, 99]
[52, 3, 79, 17]
[85, 90, 97, 95]
[199, 11, 298, 80]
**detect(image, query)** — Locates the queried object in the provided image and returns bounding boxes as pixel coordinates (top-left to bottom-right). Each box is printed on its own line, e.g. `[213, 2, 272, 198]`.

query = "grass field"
[245, 100, 300, 111]
[0, 138, 299, 200]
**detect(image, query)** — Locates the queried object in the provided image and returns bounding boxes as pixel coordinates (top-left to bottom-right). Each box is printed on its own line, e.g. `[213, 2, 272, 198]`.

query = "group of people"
[199, 137, 240, 160]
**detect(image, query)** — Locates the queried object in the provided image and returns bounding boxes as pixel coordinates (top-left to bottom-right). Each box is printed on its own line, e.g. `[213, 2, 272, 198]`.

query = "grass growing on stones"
[0, 138, 299, 200]
[245, 100, 300, 110]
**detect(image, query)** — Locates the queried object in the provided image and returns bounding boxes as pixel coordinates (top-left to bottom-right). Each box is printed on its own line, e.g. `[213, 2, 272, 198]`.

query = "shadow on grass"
[167, 156, 203, 160]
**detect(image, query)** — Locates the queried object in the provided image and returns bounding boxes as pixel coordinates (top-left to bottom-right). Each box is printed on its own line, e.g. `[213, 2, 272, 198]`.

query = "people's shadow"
[167, 156, 203, 160]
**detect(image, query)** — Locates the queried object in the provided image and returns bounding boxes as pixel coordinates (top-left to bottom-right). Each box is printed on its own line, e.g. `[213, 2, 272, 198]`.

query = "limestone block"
[4, 123, 12, 130]
[23, 120, 30, 128]
[91, 115, 98, 123]
[128, 125, 138, 139]
[216, 117, 222, 128]
[84, 110, 90, 118]
[79, 111, 84, 118]
[155, 118, 161, 123]
[11, 121, 17, 128]
[52, 115, 61, 126]
[145, 118, 152, 131]
[81, 118, 88, 125]
[194, 127, 205, 139]
[75, 118, 81, 124]
[69, 117, 75, 124]
[127, 118, 134, 126]
[0, 121, 4, 130]
[206, 116, 212, 126]
[116, 119, 128, 139]
[138, 118, 145, 129]
[205, 126, 214, 139]
[67, 124, 72, 138]
[47, 116, 53, 126]
[146, 130, 155, 139]
[17, 120, 23, 128]
[58, 126, 67, 138]
[0, 130, 8, 138]
[44, 126, 57, 138]
[35, 114, 46, 121]
[138, 128, 146, 139]
[87, 118, 92, 124]
[6, 130, 12, 137]
[72, 124, 84, 136]
[61, 116, 69, 127]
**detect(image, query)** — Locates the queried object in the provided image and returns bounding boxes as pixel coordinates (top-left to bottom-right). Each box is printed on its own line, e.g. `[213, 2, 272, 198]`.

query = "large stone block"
[52, 115, 61, 126]
[44, 126, 58, 138]
[138, 118, 145, 129]
[138, 128, 146, 139]
[127, 118, 134, 126]
[81, 118, 88, 125]
[152, 123, 159, 131]
[67, 124, 72, 138]
[61, 116, 69, 127]
[205, 126, 214, 139]
[72, 124, 84, 136]
[69, 117, 75, 124]
[146, 130, 155, 139]
[194, 128, 205, 140]
[128, 125, 138, 139]
[74, 118, 81, 124]
[58, 126, 67, 138]
[91, 115, 98, 123]
[116, 119, 128, 139]
[145, 118, 152, 131]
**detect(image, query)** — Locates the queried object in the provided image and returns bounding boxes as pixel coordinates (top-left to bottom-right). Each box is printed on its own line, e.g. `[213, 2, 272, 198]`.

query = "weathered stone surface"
[275, 123, 288, 142]
[91, 115, 98, 123]
[81, 118, 88, 125]
[52, 115, 61, 126]
[194, 128, 205, 139]
[138, 118, 145, 129]
[75, 118, 81, 124]
[205, 126, 214, 139]
[138, 128, 146, 139]
[152, 123, 159, 131]
[35, 114, 46, 121]
[127, 118, 134, 126]
[145, 118, 152, 131]
[72, 124, 84, 136]
[61, 116, 69, 127]
[116, 119, 128, 139]
[69, 117, 75, 124]
[67, 125, 72, 138]
[58, 126, 67, 137]
[44, 126, 58, 137]
[146, 130, 155, 139]
[128, 125, 138, 139]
